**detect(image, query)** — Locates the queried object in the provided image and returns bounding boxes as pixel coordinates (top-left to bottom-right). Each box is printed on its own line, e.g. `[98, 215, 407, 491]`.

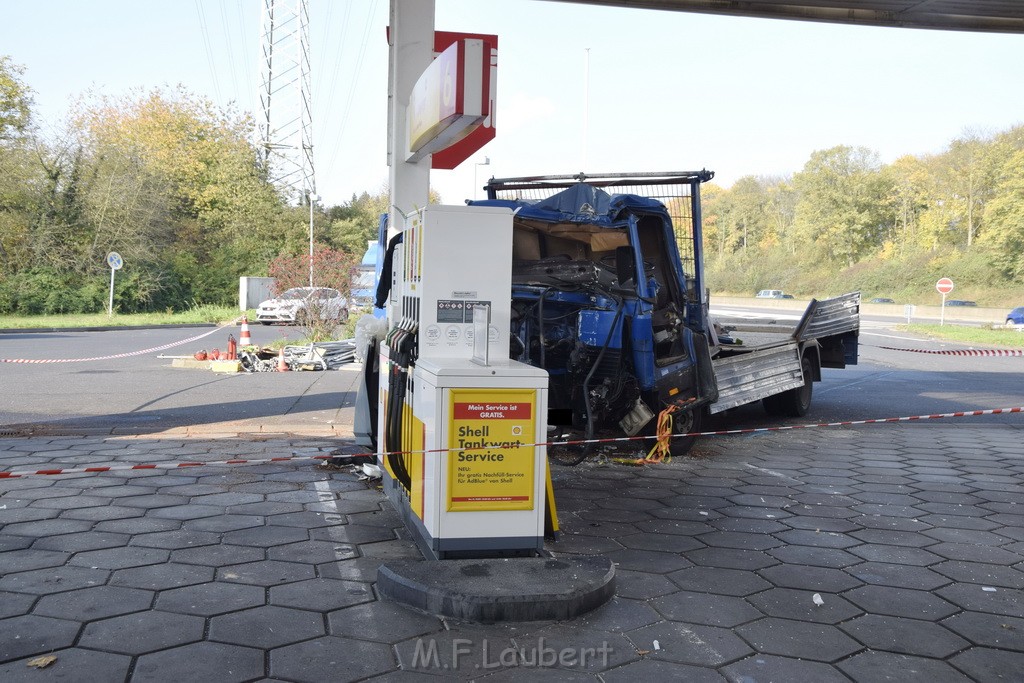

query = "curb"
[377, 556, 616, 623]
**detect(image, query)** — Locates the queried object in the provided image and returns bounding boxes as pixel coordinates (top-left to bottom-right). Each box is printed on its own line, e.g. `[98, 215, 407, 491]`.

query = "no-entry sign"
[936, 278, 954, 294]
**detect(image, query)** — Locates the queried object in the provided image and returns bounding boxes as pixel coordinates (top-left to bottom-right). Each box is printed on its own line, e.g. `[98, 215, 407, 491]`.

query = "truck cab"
[471, 171, 859, 461]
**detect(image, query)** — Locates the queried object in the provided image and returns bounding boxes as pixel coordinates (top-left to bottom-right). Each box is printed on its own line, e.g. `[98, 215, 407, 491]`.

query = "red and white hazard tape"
[1, 406, 1020, 479]
[0, 454, 339, 479]
[871, 345, 1024, 357]
[1, 317, 243, 364]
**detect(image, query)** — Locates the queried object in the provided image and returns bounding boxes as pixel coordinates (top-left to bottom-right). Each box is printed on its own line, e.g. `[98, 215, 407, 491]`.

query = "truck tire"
[763, 355, 813, 417]
[644, 405, 704, 457]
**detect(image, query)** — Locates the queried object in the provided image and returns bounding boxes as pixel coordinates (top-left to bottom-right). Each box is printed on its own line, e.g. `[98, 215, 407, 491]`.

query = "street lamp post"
[474, 157, 490, 199]
[308, 192, 319, 288]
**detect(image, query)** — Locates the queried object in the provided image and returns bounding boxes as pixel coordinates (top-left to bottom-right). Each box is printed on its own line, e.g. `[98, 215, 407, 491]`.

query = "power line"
[319, 0, 354, 171]
[194, 0, 223, 104]
[325, 0, 378, 176]
[236, 0, 256, 113]
[217, 0, 239, 104]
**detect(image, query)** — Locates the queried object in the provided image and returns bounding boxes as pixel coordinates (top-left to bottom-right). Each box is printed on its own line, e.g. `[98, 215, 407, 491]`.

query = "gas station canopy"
[546, 0, 1024, 33]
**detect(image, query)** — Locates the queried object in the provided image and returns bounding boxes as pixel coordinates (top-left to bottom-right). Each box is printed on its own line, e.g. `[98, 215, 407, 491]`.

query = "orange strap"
[643, 404, 678, 464]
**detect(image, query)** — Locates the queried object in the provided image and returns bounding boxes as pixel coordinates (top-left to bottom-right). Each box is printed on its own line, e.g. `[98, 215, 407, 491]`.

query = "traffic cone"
[277, 348, 290, 372]
[226, 334, 237, 361]
[239, 317, 252, 347]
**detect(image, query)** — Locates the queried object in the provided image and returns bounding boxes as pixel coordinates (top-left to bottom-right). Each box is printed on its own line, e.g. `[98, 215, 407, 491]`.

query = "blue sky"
[3, 0, 1023, 207]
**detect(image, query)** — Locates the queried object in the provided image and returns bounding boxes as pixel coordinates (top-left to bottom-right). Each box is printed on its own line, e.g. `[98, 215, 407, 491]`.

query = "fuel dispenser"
[378, 205, 550, 560]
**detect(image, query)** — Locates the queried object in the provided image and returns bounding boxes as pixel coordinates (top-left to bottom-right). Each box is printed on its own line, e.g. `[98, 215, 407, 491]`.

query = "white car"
[256, 287, 349, 325]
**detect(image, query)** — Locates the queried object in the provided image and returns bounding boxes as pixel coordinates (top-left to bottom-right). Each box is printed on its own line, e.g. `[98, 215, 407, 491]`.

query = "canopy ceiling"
[545, 1, 1024, 33]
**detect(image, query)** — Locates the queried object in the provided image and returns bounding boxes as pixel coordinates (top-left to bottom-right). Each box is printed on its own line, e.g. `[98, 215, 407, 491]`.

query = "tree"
[0, 56, 32, 142]
[791, 146, 892, 266]
[328, 189, 389, 254]
[941, 131, 999, 248]
[728, 176, 769, 255]
[267, 246, 358, 341]
[66, 87, 288, 308]
[764, 177, 797, 254]
[882, 155, 930, 255]
[699, 183, 727, 259]
[980, 147, 1024, 280]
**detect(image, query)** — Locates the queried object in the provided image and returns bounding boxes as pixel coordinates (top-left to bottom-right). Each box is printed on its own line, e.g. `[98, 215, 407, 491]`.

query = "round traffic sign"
[935, 277, 954, 294]
[106, 252, 124, 270]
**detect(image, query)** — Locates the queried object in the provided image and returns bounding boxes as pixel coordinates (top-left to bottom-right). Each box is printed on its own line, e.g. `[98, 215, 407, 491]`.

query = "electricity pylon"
[258, 0, 315, 202]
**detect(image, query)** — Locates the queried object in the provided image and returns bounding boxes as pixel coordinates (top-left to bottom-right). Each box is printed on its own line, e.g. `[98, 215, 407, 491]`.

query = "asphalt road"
[0, 323, 362, 436]
[1, 315, 1021, 437]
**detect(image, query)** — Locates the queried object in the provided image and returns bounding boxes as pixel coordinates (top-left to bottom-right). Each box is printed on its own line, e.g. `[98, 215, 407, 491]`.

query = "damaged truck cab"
[469, 171, 859, 460]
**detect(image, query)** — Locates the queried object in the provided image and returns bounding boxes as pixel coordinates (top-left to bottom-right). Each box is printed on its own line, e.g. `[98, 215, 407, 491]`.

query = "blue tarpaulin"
[468, 184, 671, 227]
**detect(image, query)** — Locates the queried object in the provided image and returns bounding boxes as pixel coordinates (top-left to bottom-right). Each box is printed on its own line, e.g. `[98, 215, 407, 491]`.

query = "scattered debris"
[983, 587, 998, 592]
[360, 463, 383, 480]
[239, 348, 279, 372]
[236, 340, 358, 373]
[812, 593, 825, 607]
[27, 656, 57, 669]
[285, 340, 357, 370]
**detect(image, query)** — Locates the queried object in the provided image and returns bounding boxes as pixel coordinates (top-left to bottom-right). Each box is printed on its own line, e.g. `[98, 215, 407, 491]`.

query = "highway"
[1, 308, 1021, 437]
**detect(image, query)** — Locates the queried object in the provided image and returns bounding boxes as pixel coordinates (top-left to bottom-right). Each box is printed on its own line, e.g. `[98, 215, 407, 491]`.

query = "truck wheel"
[763, 356, 813, 417]
[644, 406, 704, 457]
[547, 428, 593, 467]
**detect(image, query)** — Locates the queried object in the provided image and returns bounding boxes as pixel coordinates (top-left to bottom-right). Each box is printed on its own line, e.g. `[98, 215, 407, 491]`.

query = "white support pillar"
[387, 0, 435, 237]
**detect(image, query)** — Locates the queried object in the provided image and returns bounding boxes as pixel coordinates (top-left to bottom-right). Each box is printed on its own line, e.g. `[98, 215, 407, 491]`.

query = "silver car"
[256, 287, 349, 325]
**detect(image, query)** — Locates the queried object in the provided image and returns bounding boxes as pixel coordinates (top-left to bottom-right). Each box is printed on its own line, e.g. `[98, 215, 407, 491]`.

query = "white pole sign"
[935, 278, 954, 327]
[106, 252, 124, 316]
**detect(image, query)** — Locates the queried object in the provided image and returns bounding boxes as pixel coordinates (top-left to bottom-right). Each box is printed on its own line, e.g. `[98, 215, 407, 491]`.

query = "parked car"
[256, 287, 349, 325]
[756, 289, 786, 299]
[869, 297, 895, 304]
[1007, 307, 1024, 325]
[945, 300, 977, 307]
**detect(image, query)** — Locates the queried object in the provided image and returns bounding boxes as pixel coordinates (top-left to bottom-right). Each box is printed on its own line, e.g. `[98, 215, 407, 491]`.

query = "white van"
[756, 289, 785, 299]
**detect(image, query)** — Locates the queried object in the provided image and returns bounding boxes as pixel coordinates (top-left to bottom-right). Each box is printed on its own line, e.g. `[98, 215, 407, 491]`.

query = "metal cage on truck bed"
[485, 171, 713, 292]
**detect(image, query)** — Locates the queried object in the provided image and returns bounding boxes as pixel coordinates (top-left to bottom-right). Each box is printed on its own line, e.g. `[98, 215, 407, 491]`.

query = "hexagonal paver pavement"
[272, 636, 395, 682]
[327, 600, 443, 643]
[627, 622, 753, 667]
[155, 581, 265, 617]
[79, 610, 206, 655]
[838, 650, 972, 682]
[5, 422, 1024, 681]
[132, 641, 264, 683]
[0, 614, 81, 662]
[736, 618, 862, 662]
[216, 559, 315, 585]
[209, 605, 324, 648]
[32, 584, 153, 621]
[840, 614, 969, 658]
[0, 647, 131, 682]
[270, 577, 374, 612]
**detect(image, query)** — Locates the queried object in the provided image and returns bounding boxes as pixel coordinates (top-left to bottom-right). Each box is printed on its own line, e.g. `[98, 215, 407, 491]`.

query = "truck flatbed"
[708, 293, 860, 414]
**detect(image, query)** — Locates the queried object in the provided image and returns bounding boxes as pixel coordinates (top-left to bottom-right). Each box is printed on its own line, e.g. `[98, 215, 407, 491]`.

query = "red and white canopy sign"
[935, 278, 954, 294]
[430, 31, 497, 170]
[405, 31, 497, 169]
